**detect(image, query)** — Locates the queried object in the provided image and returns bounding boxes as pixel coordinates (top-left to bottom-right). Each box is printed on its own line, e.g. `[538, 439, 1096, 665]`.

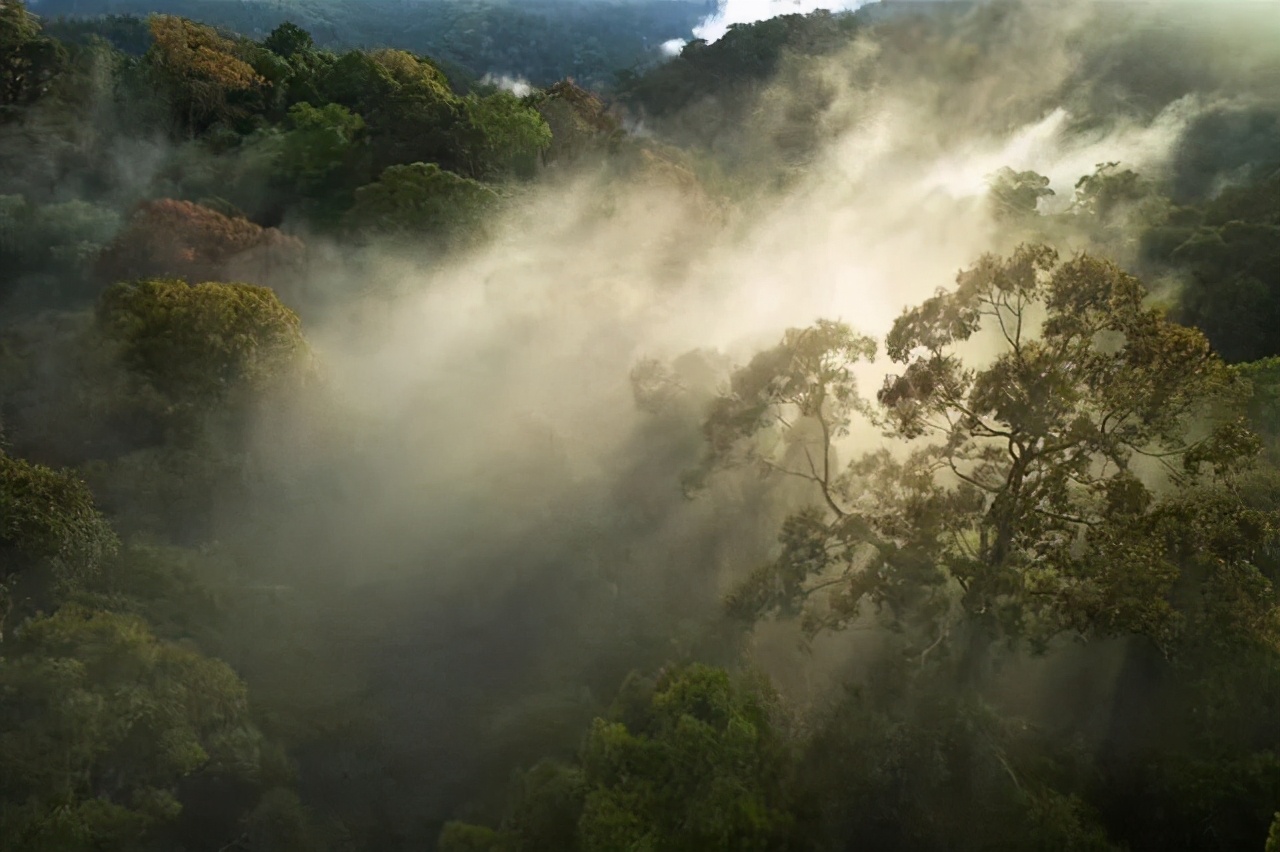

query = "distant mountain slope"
[31, 0, 711, 88]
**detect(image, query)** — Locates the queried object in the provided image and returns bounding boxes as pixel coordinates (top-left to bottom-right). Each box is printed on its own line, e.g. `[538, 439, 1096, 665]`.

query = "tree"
[257, 22, 332, 115]
[279, 102, 366, 218]
[502, 760, 586, 852]
[1240, 358, 1280, 461]
[1165, 172, 1280, 363]
[987, 167, 1054, 220]
[366, 73, 465, 175]
[0, 450, 118, 634]
[1070, 162, 1154, 221]
[0, 0, 65, 114]
[438, 822, 510, 852]
[712, 246, 1272, 663]
[529, 80, 621, 166]
[95, 198, 304, 286]
[0, 195, 121, 304]
[316, 51, 398, 117]
[0, 606, 265, 851]
[442, 665, 795, 852]
[793, 670, 1122, 852]
[344, 162, 498, 240]
[312, 48, 466, 175]
[456, 91, 551, 179]
[237, 788, 348, 852]
[281, 102, 364, 185]
[367, 47, 451, 96]
[575, 664, 794, 852]
[262, 22, 314, 61]
[145, 14, 263, 136]
[95, 277, 307, 418]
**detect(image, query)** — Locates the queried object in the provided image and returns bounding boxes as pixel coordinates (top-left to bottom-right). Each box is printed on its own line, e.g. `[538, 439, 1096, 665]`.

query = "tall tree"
[96, 277, 307, 419]
[0, 0, 65, 114]
[456, 91, 551, 180]
[576, 664, 794, 852]
[145, 14, 262, 136]
[710, 246, 1274, 666]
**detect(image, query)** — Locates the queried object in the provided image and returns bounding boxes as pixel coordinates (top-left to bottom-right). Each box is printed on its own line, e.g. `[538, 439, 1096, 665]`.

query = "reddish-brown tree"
[96, 199, 304, 285]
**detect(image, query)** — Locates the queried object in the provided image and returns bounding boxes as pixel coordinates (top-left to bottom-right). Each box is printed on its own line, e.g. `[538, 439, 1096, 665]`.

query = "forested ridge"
[2, 1, 1280, 850]
[31, 0, 711, 90]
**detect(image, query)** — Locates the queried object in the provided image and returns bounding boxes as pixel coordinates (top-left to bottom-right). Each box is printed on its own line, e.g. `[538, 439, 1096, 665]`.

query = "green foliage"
[281, 101, 364, 189]
[274, 101, 368, 223]
[43, 14, 152, 56]
[0, 450, 118, 590]
[1164, 173, 1280, 363]
[693, 318, 876, 492]
[345, 161, 498, 240]
[465, 666, 795, 852]
[879, 247, 1261, 647]
[0, 606, 264, 850]
[73, 540, 222, 642]
[262, 22, 314, 61]
[1240, 358, 1280, 460]
[241, 787, 349, 852]
[0, 0, 67, 114]
[144, 14, 264, 136]
[528, 80, 621, 167]
[709, 247, 1271, 660]
[503, 760, 585, 852]
[34, 0, 707, 91]
[796, 674, 1122, 852]
[457, 91, 551, 180]
[619, 11, 859, 122]
[1071, 162, 1158, 222]
[0, 195, 121, 304]
[96, 277, 306, 417]
[438, 821, 511, 852]
[316, 50, 397, 117]
[1267, 811, 1280, 852]
[575, 664, 793, 852]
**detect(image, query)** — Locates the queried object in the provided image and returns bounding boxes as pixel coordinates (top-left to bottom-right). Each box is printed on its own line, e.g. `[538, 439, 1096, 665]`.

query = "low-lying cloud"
[693, 0, 878, 43]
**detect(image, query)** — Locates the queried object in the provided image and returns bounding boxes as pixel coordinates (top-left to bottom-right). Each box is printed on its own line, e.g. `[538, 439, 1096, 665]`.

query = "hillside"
[32, 0, 710, 87]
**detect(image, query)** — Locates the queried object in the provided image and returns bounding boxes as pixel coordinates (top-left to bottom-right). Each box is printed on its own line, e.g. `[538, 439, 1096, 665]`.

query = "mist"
[226, 0, 1225, 794]
[204, 0, 1275, 825]
[691, 0, 878, 43]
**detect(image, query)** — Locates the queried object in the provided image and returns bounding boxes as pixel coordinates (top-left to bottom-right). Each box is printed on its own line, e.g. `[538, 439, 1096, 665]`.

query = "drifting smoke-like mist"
[480, 73, 535, 97]
[233, 0, 1212, 705]
[175, 0, 1280, 834]
[660, 38, 687, 56]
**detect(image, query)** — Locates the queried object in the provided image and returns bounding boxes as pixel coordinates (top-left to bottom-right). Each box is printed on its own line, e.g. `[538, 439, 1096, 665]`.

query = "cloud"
[481, 73, 534, 97]
[661, 38, 687, 57]
[692, 0, 878, 43]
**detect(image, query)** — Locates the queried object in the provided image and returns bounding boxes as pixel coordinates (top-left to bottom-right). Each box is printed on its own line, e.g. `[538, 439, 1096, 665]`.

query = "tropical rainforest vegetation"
[2, 0, 1280, 850]
[35, 0, 711, 91]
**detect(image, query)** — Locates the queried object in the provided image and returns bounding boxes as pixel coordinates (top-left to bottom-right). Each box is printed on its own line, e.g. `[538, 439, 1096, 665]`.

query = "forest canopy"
[3, 1, 1280, 851]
